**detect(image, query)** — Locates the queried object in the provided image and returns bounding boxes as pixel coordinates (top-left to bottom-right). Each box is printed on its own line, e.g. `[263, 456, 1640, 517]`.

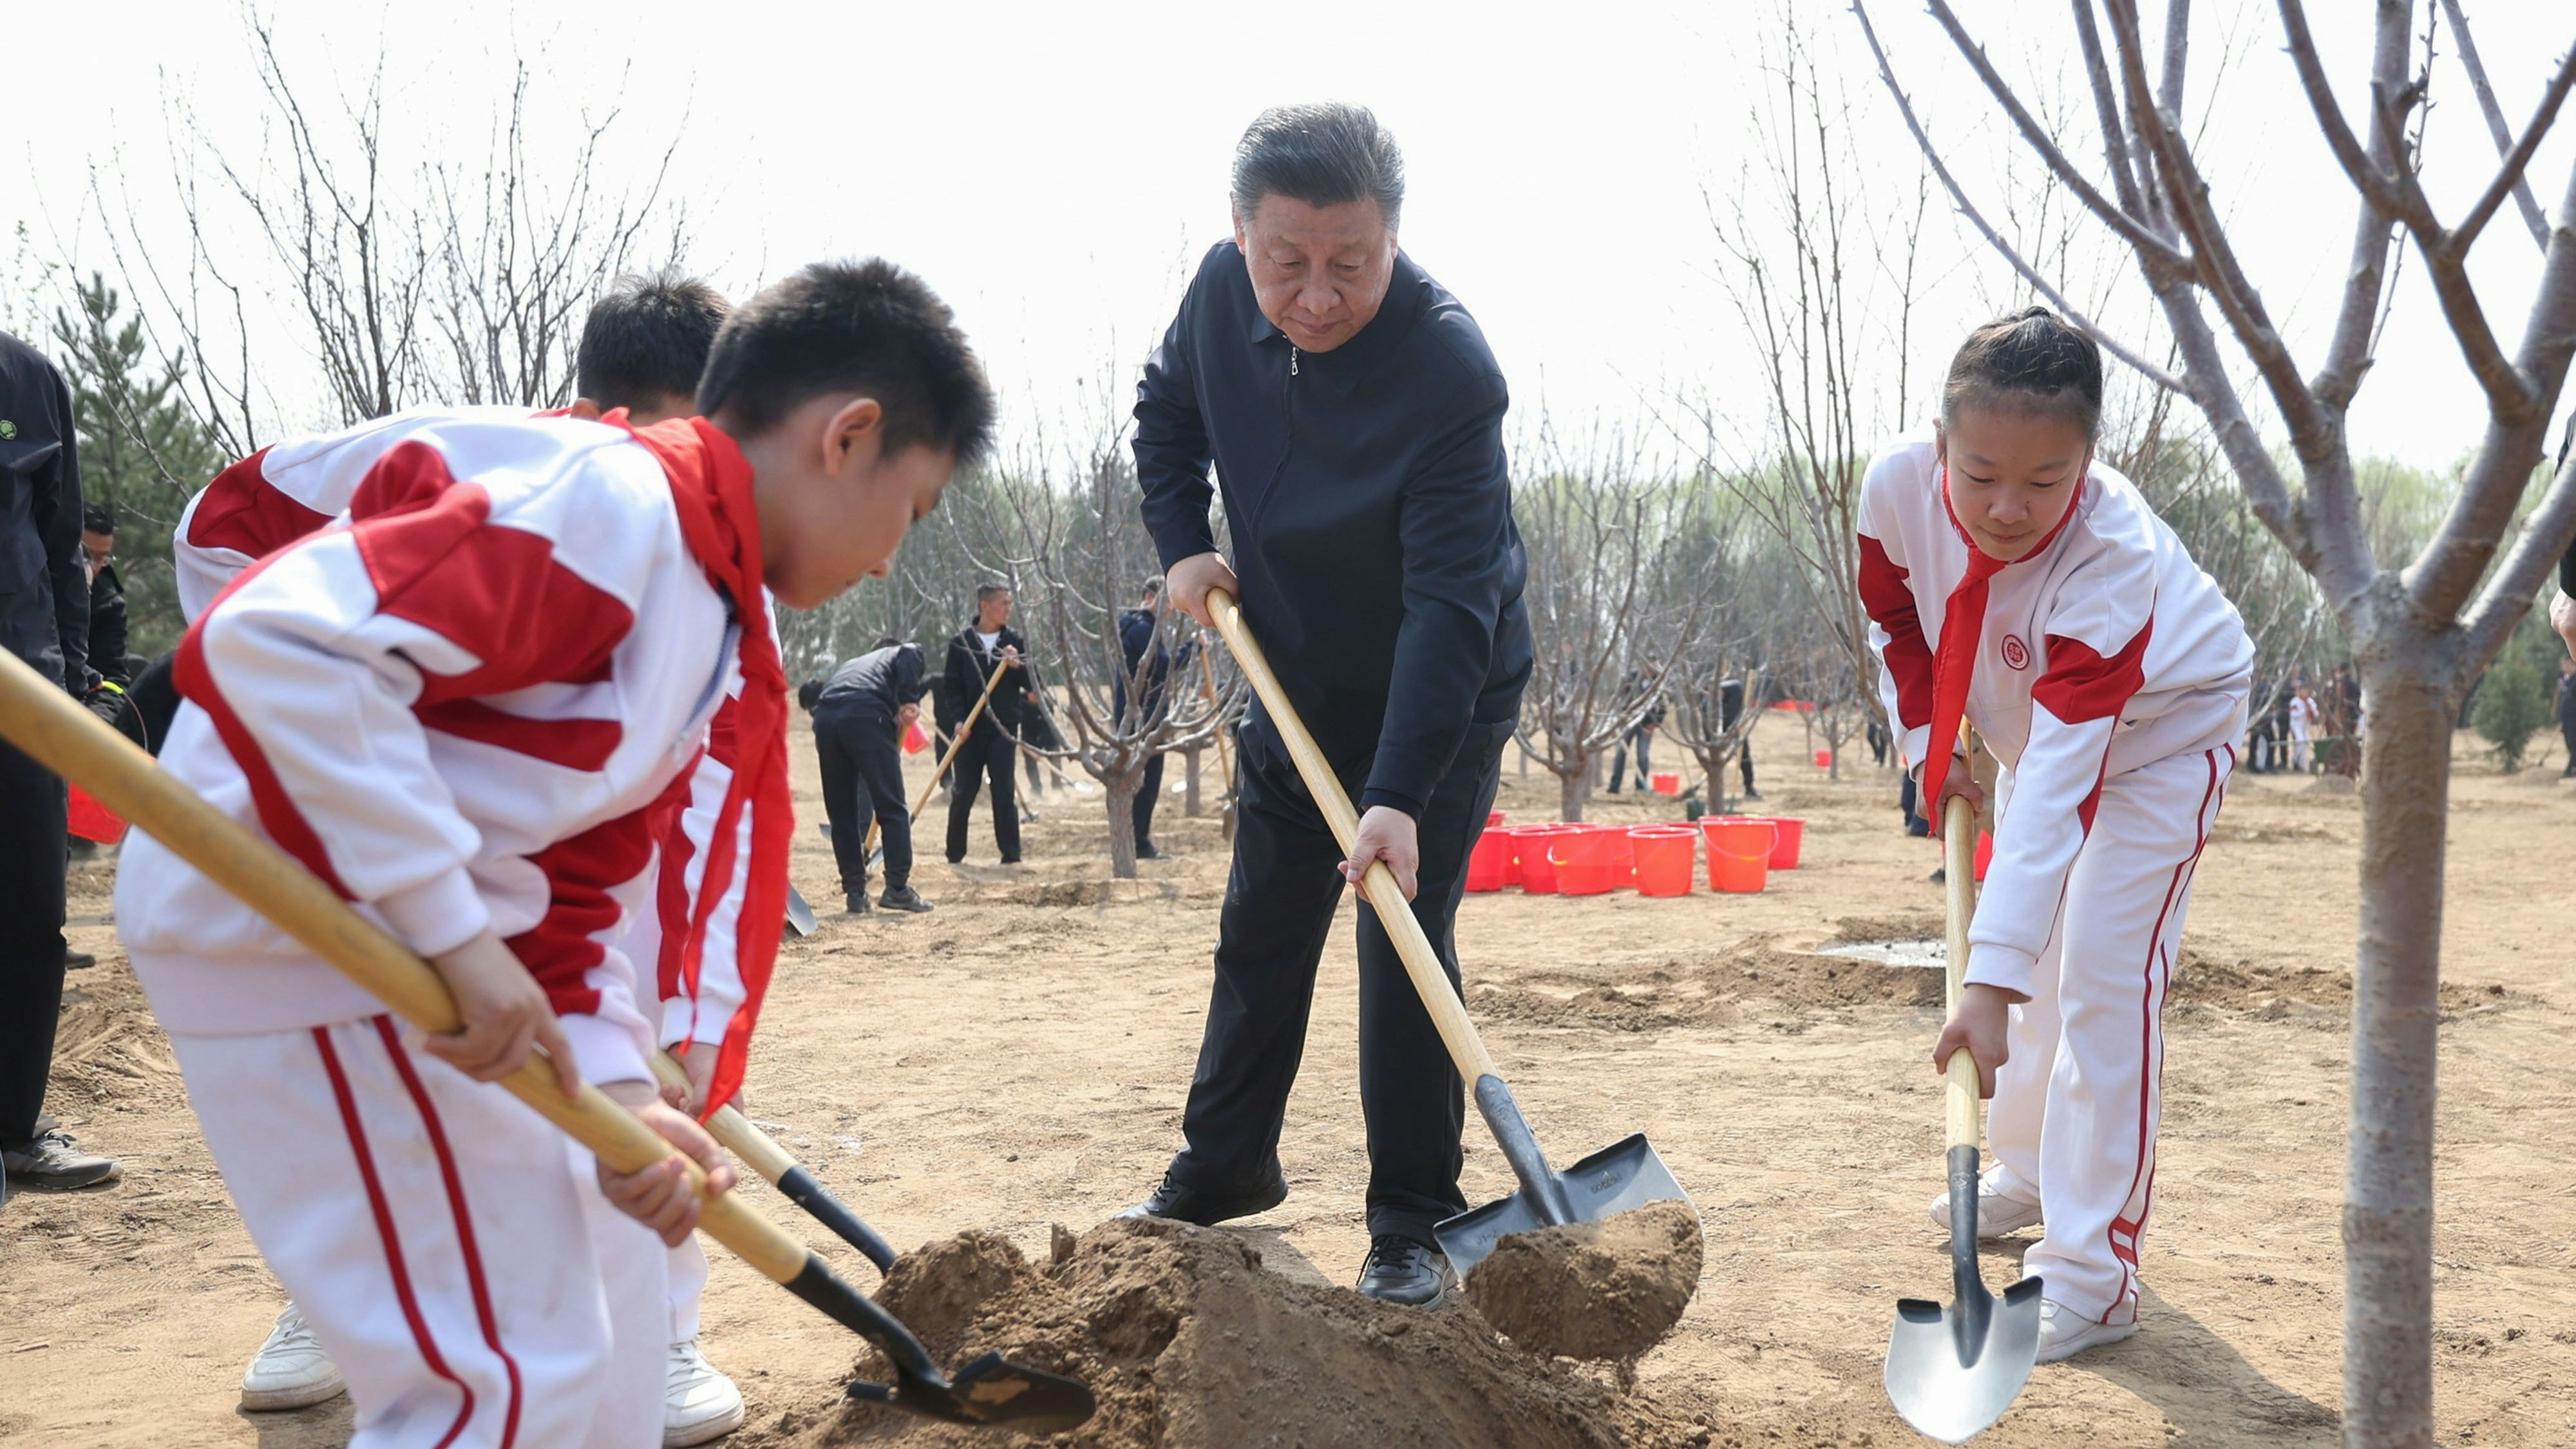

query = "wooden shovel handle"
[0, 650, 811, 1286]
[1205, 589, 1501, 1083]
[1942, 793, 1982, 1151]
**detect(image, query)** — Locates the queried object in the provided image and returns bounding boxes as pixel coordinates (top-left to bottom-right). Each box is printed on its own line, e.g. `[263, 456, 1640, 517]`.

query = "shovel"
[784, 883, 819, 938]
[1883, 794, 2042, 1443]
[1204, 588, 1694, 1278]
[0, 652, 1094, 1435]
[650, 1050, 898, 1273]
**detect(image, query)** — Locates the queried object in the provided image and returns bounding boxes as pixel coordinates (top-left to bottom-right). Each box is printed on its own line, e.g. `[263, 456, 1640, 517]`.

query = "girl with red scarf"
[1857, 308, 2251, 1363]
[117, 260, 992, 1448]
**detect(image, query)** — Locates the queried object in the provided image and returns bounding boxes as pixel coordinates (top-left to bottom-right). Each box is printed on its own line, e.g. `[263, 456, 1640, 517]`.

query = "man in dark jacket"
[938, 583, 1033, 865]
[811, 639, 935, 913]
[0, 330, 118, 1191]
[1606, 663, 1665, 794]
[1121, 104, 1530, 1305]
[1115, 576, 1195, 860]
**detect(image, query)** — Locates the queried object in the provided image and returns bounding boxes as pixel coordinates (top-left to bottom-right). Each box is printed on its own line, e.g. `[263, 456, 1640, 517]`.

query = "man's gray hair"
[1230, 102, 1405, 231]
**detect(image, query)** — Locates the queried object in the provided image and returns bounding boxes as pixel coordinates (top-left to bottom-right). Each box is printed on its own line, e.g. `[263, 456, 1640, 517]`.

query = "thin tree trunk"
[1184, 743, 1203, 817]
[1560, 748, 1589, 822]
[1105, 768, 1141, 880]
[2345, 648, 2451, 1449]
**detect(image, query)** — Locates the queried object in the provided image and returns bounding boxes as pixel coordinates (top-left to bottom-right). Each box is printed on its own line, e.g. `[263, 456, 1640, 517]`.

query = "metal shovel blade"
[1883, 1148, 2043, 1444]
[809, 1267, 1096, 1433]
[1435, 1121, 1694, 1276]
[784, 884, 819, 938]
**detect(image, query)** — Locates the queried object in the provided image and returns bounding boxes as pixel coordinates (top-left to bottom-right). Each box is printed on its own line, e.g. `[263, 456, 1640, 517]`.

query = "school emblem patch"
[0, 420, 15, 440]
[2000, 634, 2031, 670]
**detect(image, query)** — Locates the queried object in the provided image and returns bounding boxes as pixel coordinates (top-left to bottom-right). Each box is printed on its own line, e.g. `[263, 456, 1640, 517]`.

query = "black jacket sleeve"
[39, 365, 88, 692]
[893, 645, 928, 706]
[1134, 283, 1218, 571]
[1361, 372, 1515, 815]
[87, 561, 128, 689]
[936, 634, 974, 734]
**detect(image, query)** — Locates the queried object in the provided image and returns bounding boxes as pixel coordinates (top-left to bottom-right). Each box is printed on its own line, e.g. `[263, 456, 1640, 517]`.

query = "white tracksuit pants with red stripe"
[173, 1014, 667, 1448]
[1980, 743, 2232, 1325]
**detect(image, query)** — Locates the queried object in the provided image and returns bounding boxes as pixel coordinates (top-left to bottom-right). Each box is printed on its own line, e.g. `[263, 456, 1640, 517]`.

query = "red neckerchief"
[1920, 460, 2084, 817]
[609, 410, 791, 1121]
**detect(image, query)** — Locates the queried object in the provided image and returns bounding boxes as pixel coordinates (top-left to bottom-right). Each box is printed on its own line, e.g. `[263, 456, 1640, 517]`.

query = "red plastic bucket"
[1488, 809, 1508, 827]
[1814, 748, 1833, 768]
[1517, 825, 1574, 894]
[902, 719, 930, 753]
[1649, 771, 1680, 797]
[1466, 826, 1512, 892]
[1756, 816, 1805, 869]
[1702, 817, 1776, 893]
[1630, 826, 1697, 896]
[1551, 827, 1619, 896]
[68, 784, 126, 844]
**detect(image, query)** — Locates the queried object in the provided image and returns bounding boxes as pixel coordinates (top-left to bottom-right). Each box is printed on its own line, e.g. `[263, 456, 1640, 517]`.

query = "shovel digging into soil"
[1882, 794, 2042, 1443]
[1205, 589, 1700, 1358]
[0, 652, 1095, 1436]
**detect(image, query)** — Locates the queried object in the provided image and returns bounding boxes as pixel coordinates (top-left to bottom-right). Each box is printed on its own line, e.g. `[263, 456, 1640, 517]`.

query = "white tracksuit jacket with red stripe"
[122, 410, 743, 1086]
[168, 404, 757, 1054]
[1856, 435, 2252, 999]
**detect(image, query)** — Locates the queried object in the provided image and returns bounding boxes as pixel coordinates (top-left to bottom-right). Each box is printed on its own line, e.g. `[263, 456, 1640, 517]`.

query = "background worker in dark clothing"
[1117, 576, 1197, 860]
[1721, 676, 1760, 800]
[0, 330, 118, 1192]
[77, 503, 137, 739]
[1606, 663, 1664, 793]
[1123, 104, 1530, 1307]
[939, 583, 1034, 865]
[812, 639, 936, 913]
[2557, 654, 2576, 777]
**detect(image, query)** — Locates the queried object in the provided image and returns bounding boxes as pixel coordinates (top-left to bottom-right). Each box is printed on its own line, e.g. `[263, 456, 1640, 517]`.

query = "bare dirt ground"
[5, 711, 2573, 1448]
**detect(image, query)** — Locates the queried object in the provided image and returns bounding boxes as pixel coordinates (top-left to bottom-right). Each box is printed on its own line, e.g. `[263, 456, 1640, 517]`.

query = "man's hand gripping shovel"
[1882, 793, 2042, 1443]
[1203, 587, 1695, 1280]
[0, 651, 1094, 1435]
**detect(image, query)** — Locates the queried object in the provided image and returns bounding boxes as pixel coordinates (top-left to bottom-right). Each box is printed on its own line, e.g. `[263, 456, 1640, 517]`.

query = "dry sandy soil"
[5, 712, 2573, 1448]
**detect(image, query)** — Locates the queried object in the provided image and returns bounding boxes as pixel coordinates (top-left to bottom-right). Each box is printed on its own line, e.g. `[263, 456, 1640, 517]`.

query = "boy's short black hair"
[871, 636, 901, 651]
[82, 501, 114, 535]
[577, 271, 730, 409]
[975, 582, 1011, 604]
[697, 260, 996, 467]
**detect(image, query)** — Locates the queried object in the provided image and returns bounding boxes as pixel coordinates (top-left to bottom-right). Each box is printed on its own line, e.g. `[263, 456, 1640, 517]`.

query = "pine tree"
[52, 273, 228, 655]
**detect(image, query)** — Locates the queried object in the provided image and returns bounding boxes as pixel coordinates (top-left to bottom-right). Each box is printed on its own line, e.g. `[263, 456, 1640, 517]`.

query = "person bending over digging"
[1121, 102, 1530, 1307]
[1857, 307, 2251, 1363]
[116, 260, 992, 1447]
[193, 274, 768, 1445]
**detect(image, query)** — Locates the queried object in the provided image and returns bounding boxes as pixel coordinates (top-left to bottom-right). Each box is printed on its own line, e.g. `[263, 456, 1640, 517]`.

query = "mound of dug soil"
[1463, 1200, 1705, 1362]
[757, 1217, 1710, 1449]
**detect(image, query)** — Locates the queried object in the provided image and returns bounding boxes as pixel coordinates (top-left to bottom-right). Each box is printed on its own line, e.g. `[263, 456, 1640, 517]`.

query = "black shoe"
[844, 893, 872, 915]
[1929, 866, 1947, 884]
[878, 886, 934, 913]
[1117, 1170, 1288, 1226]
[1355, 1234, 1456, 1306]
[3, 1130, 122, 1190]
[1135, 844, 1170, 861]
[999, 855, 1023, 866]
[1743, 789, 1765, 801]
[63, 949, 96, 970]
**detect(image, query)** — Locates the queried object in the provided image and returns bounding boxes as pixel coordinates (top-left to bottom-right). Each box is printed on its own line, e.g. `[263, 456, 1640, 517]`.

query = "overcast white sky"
[6, 1, 2571, 472]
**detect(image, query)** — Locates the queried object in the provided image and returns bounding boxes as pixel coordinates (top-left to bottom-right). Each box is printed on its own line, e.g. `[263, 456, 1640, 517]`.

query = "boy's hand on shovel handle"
[598, 1079, 737, 1246]
[659, 1039, 723, 1114]
[421, 931, 580, 1099]
[1340, 805, 1419, 904]
[1931, 983, 2013, 1099]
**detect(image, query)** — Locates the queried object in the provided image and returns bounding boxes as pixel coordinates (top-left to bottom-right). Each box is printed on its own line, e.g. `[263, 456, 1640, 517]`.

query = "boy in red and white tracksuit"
[175, 407, 766, 1441]
[1859, 428, 2250, 1357]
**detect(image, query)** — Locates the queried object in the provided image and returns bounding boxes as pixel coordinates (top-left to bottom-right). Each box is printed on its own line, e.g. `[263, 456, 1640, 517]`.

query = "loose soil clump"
[753, 1216, 1710, 1449]
[1462, 1200, 1705, 1363]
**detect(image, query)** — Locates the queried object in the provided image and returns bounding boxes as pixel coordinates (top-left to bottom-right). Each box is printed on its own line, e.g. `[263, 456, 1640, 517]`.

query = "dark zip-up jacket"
[1133, 243, 1529, 816]
[86, 558, 129, 690]
[815, 642, 928, 720]
[938, 623, 1032, 735]
[0, 332, 88, 692]
[1114, 607, 1198, 729]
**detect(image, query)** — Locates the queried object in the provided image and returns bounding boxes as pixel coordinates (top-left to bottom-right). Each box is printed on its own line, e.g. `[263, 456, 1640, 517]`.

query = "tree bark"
[2344, 616, 2453, 1449]
[1104, 767, 1141, 880]
[1184, 743, 1203, 818]
[1560, 748, 1590, 822]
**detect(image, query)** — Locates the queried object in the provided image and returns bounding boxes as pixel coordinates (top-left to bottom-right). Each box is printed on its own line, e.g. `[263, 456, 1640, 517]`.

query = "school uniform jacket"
[167, 404, 762, 1056]
[1856, 435, 2251, 1000]
[120, 411, 745, 1086]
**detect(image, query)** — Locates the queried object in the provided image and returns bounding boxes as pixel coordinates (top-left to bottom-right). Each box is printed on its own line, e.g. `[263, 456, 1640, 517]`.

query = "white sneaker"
[240, 1303, 348, 1411]
[665, 1339, 746, 1446]
[1926, 1173, 2044, 1238]
[2035, 1297, 2140, 1363]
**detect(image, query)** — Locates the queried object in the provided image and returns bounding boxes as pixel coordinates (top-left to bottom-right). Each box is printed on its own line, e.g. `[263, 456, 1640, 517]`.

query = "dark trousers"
[815, 703, 911, 895]
[129, 650, 181, 757]
[1169, 712, 1511, 1245]
[1608, 728, 1652, 791]
[1, 736, 70, 1145]
[1133, 750, 1165, 849]
[945, 726, 1021, 863]
[2561, 711, 2576, 773]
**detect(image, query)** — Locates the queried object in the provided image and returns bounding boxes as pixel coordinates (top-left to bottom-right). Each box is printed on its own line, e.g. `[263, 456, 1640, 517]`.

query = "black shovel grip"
[779, 1164, 900, 1273]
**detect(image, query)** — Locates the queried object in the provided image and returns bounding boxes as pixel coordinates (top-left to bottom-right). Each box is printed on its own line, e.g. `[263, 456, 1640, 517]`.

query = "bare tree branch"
[2439, 0, 2558, 251]
[2450, 44, 2576, 254]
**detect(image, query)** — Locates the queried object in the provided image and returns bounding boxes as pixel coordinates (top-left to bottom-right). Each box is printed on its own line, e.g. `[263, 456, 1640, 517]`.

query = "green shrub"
[2471, 614, 2560, 772]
